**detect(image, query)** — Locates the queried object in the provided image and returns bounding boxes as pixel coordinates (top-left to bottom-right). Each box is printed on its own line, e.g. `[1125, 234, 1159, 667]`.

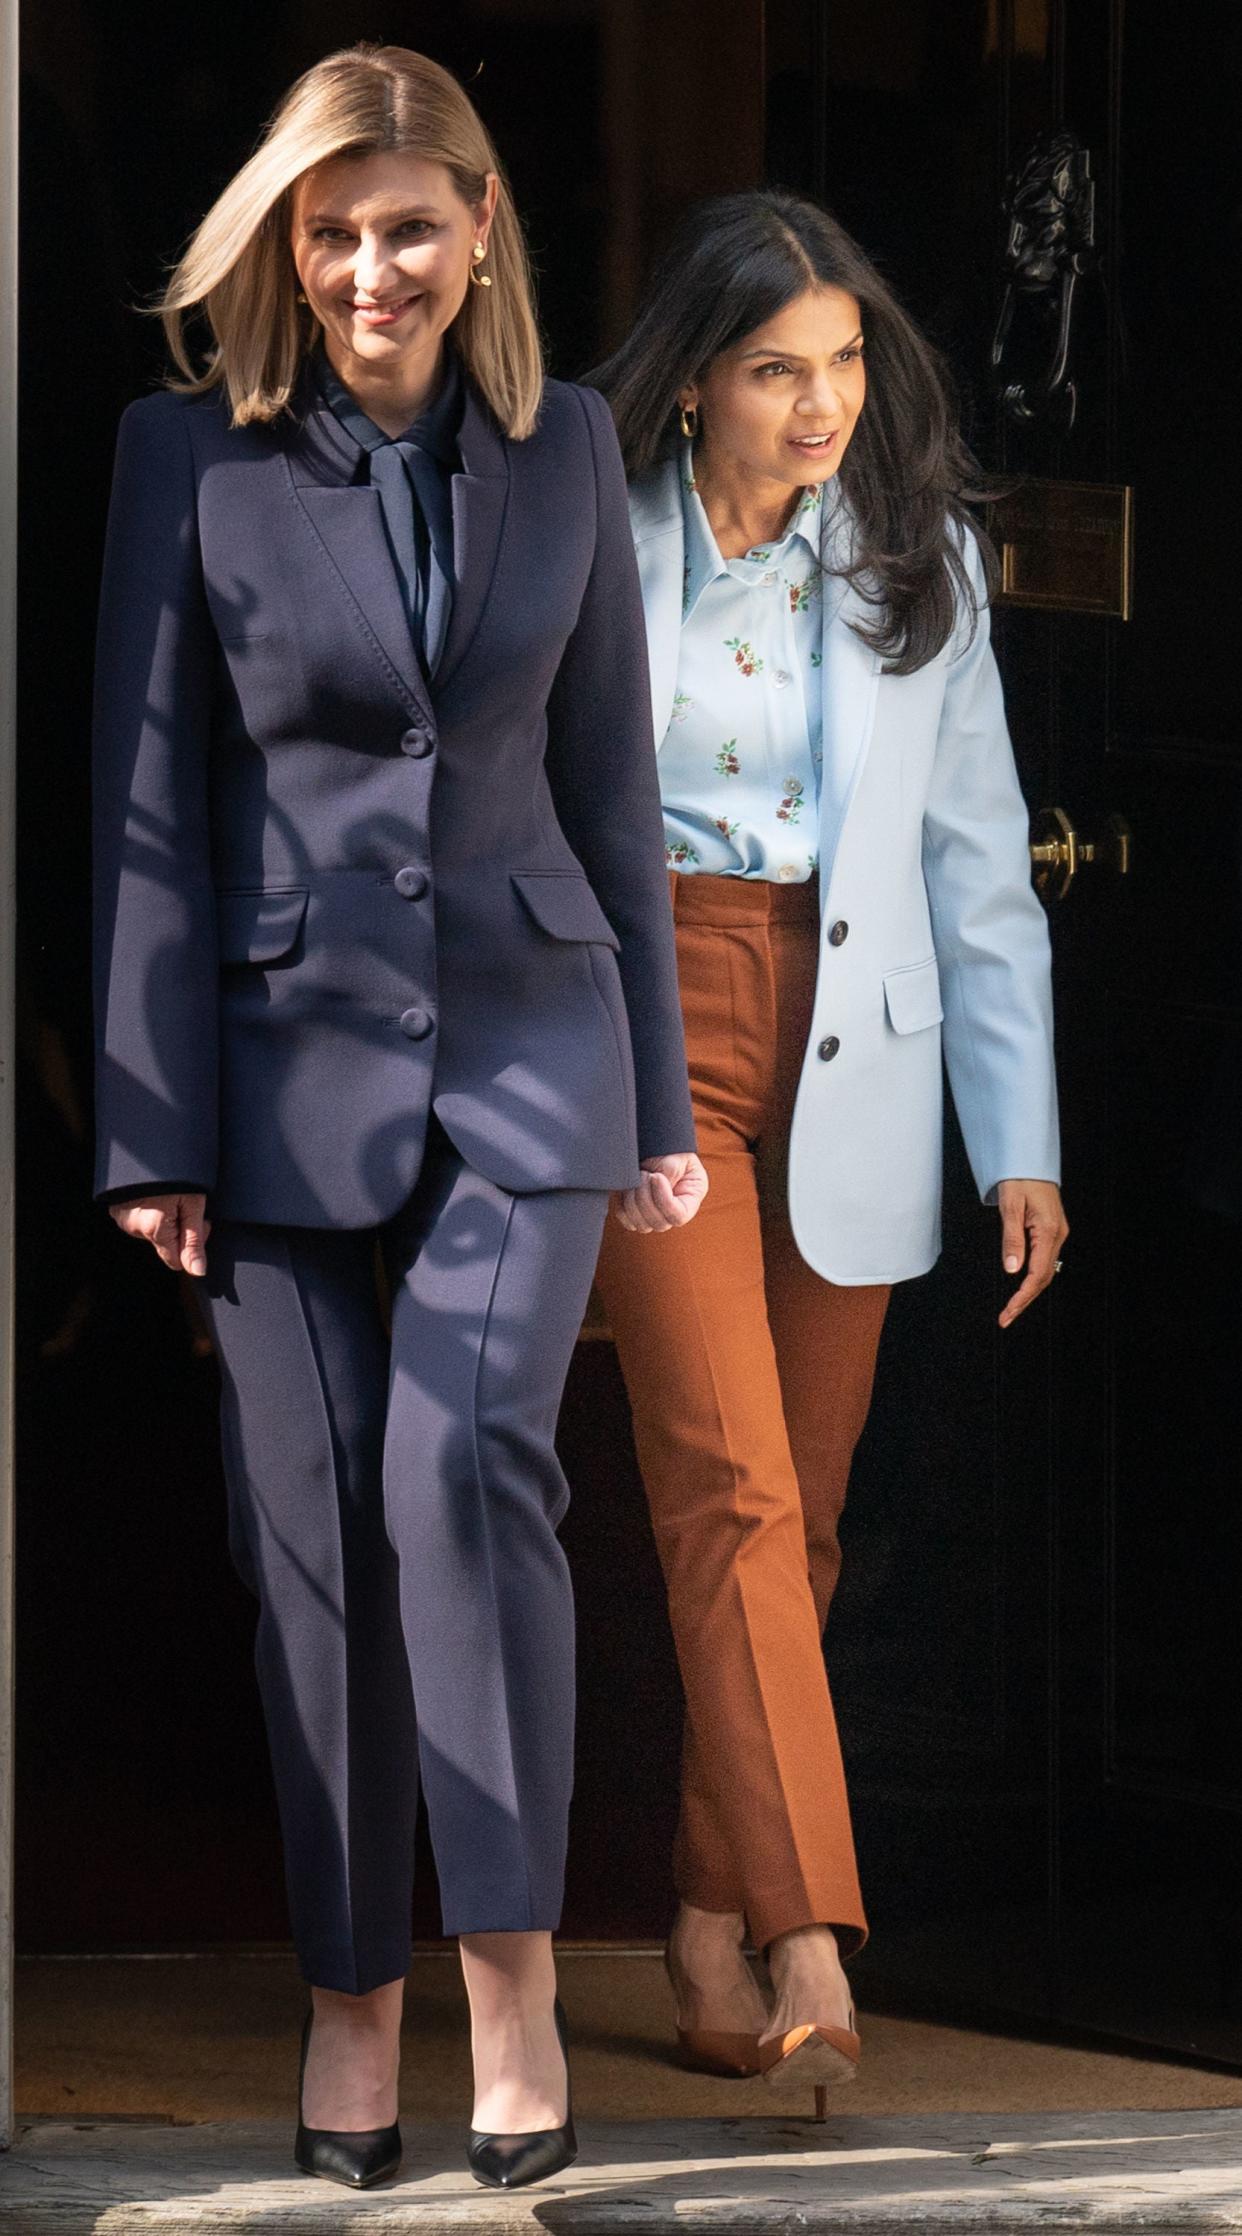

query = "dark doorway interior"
[17, 0, 648, 1950]
[16, 0, 762, 1952]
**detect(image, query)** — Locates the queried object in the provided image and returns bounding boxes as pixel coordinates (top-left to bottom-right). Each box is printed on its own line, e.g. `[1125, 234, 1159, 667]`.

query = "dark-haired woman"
[591, 191, 1067, 2110]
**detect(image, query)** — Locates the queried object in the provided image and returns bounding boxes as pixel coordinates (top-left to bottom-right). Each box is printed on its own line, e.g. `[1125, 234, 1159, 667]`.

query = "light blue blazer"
[630, 460, 1061, 1285]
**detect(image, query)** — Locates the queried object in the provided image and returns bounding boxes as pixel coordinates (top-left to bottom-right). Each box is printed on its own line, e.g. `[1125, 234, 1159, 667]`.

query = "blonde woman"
[94, 45, 703, 2189]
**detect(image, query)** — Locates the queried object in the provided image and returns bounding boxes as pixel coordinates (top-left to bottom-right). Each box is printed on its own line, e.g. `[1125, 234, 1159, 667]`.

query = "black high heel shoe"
[467, 1997, 578, 2190]
[294, 2008, 403, 2189]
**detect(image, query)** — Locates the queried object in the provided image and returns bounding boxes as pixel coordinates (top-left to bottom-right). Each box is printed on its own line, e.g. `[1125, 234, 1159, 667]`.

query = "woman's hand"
[110, 1192, 211, 1277]
[612, 1154, 709, 1234]
[996, 1179, 1068, 1328]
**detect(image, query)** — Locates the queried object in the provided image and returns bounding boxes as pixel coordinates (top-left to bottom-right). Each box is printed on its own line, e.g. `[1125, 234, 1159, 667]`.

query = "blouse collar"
[678, 436, 824, 621]
[313, 344, 464, 464]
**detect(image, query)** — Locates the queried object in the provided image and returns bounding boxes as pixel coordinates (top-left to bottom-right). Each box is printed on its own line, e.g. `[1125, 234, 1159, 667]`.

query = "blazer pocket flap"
[511, 872, 621, 950]
[883, 955, 944, 1034]
[217, 887, 309, 964]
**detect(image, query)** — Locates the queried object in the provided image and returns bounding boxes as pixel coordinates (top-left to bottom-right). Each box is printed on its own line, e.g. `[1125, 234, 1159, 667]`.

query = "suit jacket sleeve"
[92, 394, 220, 1201]
[543, 386, 696, 1163]
[921, 527, 1061, 1203]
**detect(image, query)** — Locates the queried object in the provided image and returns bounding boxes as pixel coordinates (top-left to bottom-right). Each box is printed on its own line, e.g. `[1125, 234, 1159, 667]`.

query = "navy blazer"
[92, 370, 695, 1225]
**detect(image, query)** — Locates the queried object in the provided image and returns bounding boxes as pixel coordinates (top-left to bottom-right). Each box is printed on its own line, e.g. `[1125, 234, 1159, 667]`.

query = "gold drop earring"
[679, 402, 698, 439]
[470, 241, 492, 289]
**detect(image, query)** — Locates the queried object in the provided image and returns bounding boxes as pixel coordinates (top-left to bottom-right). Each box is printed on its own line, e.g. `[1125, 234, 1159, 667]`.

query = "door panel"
[1053, 0, 1242, 2058]
[767, 0, 1241, 2058]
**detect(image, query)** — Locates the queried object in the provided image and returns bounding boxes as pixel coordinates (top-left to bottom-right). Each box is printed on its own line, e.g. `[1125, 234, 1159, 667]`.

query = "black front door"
[766, 0, 1242, 2061]
[1049, 0, 1242, 2064]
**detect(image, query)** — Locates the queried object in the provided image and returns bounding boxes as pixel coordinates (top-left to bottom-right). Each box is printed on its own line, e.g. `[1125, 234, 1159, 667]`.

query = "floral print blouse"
[658, 437, 824, 882]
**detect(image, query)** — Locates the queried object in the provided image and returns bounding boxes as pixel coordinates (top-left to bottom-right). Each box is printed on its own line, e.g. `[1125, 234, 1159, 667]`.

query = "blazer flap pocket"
[217, 887, 308, 964]
[511, 872, 621, 951]
[883, 955, 944, 1034]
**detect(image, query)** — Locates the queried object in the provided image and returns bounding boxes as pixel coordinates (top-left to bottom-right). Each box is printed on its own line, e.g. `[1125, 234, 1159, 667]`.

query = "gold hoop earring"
[470, 242, 492, 289]
[679, 403, 698, 439]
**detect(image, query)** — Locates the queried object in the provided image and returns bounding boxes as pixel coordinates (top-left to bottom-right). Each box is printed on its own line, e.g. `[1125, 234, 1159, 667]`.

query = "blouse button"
[771, 668, 793, 689]
[763, 570, 779, 587]
[776, 862, 801, 883]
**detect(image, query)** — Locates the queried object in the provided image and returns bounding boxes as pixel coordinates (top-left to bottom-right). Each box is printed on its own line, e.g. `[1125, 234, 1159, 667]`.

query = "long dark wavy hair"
[588, 189, 997, 676]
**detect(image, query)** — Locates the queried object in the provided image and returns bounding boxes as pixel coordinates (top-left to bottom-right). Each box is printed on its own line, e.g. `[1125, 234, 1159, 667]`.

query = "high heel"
[664, 1933, 763, 2076]
[758, 2005, 860, 2120]
[467, 1997, 578, 2190]
[675, 2026, 762, 2077]
[294, 2009, 403, 2189]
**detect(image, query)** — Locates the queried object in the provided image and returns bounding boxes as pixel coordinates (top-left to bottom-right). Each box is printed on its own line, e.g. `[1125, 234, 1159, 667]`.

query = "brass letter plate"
[995, 478, 1133, 618]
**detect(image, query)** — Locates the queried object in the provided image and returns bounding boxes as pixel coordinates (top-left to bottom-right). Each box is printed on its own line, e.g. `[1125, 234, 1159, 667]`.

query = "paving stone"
[3, 2108, 1242, 2232]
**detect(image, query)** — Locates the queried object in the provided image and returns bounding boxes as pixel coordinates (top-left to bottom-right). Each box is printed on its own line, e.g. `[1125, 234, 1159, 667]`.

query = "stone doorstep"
[2, 2110, 1242, 2234]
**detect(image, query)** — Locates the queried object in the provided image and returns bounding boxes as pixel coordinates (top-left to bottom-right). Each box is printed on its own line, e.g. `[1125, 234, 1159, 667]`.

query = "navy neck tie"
[371, 437, 452, 675]
[314, 352, 460, 677]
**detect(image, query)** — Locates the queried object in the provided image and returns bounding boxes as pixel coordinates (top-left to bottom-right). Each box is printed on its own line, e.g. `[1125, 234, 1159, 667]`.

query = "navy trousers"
[199, 1121, 609, 1993]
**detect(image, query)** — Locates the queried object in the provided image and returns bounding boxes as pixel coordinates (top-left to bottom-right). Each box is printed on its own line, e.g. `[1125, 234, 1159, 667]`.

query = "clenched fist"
[110, 1193, 210, 1277]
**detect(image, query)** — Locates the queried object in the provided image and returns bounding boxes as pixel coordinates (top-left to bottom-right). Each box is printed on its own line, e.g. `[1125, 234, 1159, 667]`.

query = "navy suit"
[93, 366, 693, 1988]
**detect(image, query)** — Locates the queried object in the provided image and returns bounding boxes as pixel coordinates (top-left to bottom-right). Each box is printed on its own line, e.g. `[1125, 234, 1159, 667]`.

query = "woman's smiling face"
[291, 149, 496, 372]
[683, 285, 867, 492]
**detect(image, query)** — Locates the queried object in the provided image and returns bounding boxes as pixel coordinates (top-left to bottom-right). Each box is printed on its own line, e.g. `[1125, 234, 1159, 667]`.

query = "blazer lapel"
[284, 389, 434, 725]
[629, 460, 684, 748]
[434, 380, 510, 692]
[817, 498, 881, 887]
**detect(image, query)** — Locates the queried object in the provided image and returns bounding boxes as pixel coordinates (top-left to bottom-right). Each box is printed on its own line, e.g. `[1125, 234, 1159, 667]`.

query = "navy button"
[399, 1006, 433, 1040]
[817, 1035, 841, 1062]
[394, 866, 428, 900]
[828, 919, 849, 947]
[400, 727, 434, 758]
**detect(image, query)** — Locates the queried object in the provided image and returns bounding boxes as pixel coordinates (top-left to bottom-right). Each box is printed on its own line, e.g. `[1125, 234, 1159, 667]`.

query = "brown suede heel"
[675, 2026, 763, 2078]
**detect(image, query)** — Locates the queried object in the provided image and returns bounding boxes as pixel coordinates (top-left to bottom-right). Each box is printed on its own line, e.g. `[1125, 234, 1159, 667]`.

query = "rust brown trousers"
[593, 872, 890, 1953]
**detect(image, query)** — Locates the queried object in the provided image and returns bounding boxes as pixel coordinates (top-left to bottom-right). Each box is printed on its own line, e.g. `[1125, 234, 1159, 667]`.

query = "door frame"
[1, 0, 18, 2155]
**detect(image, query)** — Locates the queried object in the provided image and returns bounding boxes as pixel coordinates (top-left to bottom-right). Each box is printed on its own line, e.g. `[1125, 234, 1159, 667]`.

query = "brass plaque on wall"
[995, 479, 1133, 618]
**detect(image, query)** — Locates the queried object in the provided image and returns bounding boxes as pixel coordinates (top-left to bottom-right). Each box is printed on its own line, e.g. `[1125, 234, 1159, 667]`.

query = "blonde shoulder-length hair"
[159, 44, 544, 438]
